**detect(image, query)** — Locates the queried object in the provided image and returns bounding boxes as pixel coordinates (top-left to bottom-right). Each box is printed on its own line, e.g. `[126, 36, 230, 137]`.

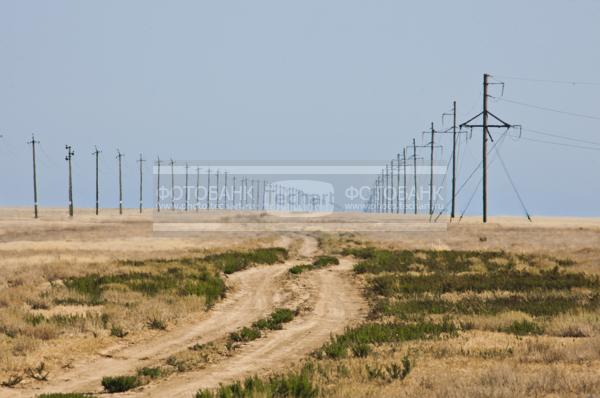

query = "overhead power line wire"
[458, 177, 482, 223]
[494, 145, 532, 221]
[522, 128, 600, 147]
[497, 97, 600, 121]
[520, 136, 600, 151]
[492, 75, 600, 86]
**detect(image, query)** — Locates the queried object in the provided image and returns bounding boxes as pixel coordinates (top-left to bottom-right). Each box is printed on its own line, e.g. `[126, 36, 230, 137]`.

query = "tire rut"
[4, 237, 312, 398]
[128, 257, 366, 398]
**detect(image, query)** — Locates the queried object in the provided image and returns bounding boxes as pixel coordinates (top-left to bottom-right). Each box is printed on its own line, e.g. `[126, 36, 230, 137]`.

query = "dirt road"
[4, 235, 365, 397]
[134, 257, 364, 397]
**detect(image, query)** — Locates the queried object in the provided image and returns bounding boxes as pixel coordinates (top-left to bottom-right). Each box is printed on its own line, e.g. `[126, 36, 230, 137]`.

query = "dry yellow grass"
[0, 207, 289, 383]
[2, 208, 600, 396]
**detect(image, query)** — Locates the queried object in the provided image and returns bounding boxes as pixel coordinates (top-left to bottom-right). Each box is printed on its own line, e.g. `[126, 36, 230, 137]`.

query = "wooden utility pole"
[170, 159, 175, 211]
[196, 166, 200, 211]
[482, 74, 489, 223]
[255, 179, 259, 210]
[415, 130, 441, 217]
[138, 154, 145, 213]
[65, 145, 74, 217]
[429, 123, 435, 216]
[184, 163, 189, 211]
[224, 171, 228, 210]
[451, 101, 457, 218]
[374, 177, 379, 213]
[403, 147, 407, 214]
[380, 170, 384, 213]
[439, 101, 469, 219]
[93, 146, 101, 215]
[395, 155, 400, 214]
[28, 135, 40, 218]
[412, 139, 417, 214]
[156, 157, 161, 212]
[384, 165, 388, 213]
[461, 74, 515, 223]
[232, 175, 236, 210]
[262, 180, 266, 211]
[206, 168, 211, 210]
[216, 170, 220, 209]
[116, 150, 124, 215]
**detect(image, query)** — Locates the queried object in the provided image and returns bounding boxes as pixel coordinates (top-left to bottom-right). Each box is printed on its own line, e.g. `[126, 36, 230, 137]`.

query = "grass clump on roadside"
[372, 293, 600, 318]
[501, 320, 544, 336]
[60, 247, 288, 307]
[205, 247, 288, 274]
[315, 319, 460, 360]
[101, 375, 141, 393]
[62, 267, 226, 307]
[229, 308, 297, 344]
[365, 356, 413, 382]
[137, 366, 163, 379]
[369, 268, 597, 296]
[289, 256, 339, 275]
[253, 308, 296, 330]
[229, 326, 262, 343]
[110, 325, 128, 337]
[345, 247, 579, 274]
[195, 363, 318, 398]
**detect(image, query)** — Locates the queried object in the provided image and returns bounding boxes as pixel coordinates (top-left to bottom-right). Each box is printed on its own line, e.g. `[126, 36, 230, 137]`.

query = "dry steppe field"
[1, 208, 600, 398]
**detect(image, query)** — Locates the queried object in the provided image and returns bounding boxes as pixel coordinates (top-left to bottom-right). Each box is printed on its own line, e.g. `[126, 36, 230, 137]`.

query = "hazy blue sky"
[0, 0, 599, 216]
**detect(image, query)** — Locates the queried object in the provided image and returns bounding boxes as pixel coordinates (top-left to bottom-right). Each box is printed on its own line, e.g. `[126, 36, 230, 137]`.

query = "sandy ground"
[0, 214, 366, 397]
[1, 207, 600, 396]
[134, 258, 365, 398]
[0, 220, 366, 398]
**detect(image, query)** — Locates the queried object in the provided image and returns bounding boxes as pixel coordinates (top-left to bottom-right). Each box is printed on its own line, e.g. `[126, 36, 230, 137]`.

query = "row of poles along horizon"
[25, 138, 319, 217]
[366, 73, 519, 223]
[155, 160, 319, 213]
[24, 73, 516, 222]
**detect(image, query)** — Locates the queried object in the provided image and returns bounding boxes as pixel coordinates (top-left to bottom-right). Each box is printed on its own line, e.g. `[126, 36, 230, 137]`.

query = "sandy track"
[4, 235, 366, 397]
[130, 258, 365, 398]
[5, 260, 293, 397]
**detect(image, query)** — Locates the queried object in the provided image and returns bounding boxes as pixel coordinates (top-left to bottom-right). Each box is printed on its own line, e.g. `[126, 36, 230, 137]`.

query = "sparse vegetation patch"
[195, 363, 318, 398]
[289, 256, 339, 275]
[101, 375, 141, 393]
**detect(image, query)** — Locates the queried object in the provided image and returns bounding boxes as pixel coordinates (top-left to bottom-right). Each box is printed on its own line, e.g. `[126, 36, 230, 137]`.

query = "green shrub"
[205, 248, 288, 274]
[63, 267, 226, 307]
[25, 314, 46, 326]
[373, 293, 596, 318]
[312, 256, 339, 268]
[137, 367, 161, 379]
[289, 265, 310, 275]
[270, 308, 295, 325]
[289, 256, 339, 276]
[195, 363, 317, 398]
[110, 326, 128, 338]
[370, 269, 597, 296]
[364, 356, 412, 383]
[347, 247, 580, 275]
[147, 317, 167, 330]
[387, 356, 412, 380]
[252, 308, 296, 331]
[501, 320, 544, 336]
[315, 320, 458, 359]
[101, 375, 141, 393]
[351, 343, 371, 358]
[229, 326, 261, 343]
